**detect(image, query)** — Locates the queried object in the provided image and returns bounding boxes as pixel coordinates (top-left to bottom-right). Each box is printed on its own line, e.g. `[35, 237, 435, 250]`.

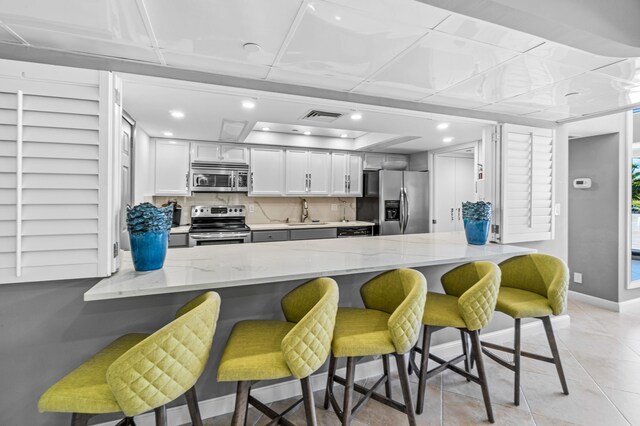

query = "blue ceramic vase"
[127, 203, 173, 272]
[462, 201, 492, 245]
[463, 219, 490, 245]
[129, 230, 169, 271]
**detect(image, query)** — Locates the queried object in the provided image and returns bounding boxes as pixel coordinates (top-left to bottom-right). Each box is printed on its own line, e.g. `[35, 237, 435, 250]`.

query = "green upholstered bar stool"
[412, 261, 501, 423]
[218, 277, 339, 426]
[38, 291, 221, 426]
[323, 269, 427, 426]
[481, 254, 569, 406]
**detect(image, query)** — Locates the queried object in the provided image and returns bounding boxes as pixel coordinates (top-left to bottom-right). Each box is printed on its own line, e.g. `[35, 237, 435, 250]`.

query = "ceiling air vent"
[300, 110, 343, 122]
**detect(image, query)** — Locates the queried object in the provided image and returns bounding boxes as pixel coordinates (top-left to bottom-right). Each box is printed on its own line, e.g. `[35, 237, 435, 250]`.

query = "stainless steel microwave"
[191, 163, 249, 192]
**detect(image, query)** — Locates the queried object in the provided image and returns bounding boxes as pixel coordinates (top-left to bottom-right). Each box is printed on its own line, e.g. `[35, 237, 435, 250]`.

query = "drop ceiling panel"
[275, 1, 427, 78]
[435, 55, 587, 105]
[144, 0, 302, 65]
[324, 0, 451, 29]
[526, 41, 622, 71]
[361, 31, 518, 97]
[0, 0, 150, 44]
[162, 50, 270, 79]
[0, 26, 21, 44]
[435, 14, 544, 53]
[593, 58, 640, 84]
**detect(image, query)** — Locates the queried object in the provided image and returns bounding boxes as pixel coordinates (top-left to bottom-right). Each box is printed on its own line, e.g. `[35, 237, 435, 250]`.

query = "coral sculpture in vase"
[127, 202, 173, 271]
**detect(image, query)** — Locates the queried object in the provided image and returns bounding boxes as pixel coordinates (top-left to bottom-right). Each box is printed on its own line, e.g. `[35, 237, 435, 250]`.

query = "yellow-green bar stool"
[412, 261, 501, 423]
[323, 268, 427, 426]
[218, 277, 339, 426]
[38, 291, 221, 426]
[481, 254, 569, 406]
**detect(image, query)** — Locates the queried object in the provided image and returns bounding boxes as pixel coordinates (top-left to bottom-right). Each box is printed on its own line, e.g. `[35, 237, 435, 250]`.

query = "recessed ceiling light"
[242, 100, 255, 109]
[163, 131, 173, 137]
[304, 131, 311, 135]
[443, 137, 454, 143]
[169, 110, 184, 119]
[335, 16, 342, 20]
[261, 127, 270, 131]
[350, 112, 362, 120]
[341, 134, 348, 138]
[437, 122, 450, 130]
[243, 42, 262, 53]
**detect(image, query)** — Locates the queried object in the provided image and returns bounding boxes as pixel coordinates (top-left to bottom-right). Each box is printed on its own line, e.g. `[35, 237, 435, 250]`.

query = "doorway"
[431, 143, 477, 233]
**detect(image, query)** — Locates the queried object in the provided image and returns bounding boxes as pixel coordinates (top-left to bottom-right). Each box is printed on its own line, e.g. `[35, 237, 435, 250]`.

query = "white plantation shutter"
[0, 60, 116, 284]
[492, 124, 554, 244]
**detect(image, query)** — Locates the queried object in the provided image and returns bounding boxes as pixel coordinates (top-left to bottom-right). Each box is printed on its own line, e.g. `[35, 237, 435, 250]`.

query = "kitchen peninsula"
[85, 232, 534, 301]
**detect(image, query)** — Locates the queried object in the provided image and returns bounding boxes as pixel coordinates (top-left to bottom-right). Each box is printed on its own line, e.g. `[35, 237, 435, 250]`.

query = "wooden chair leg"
[416, 325, 431, 415]
[342, 357, 356, 426]
[231, 381, 251, 426]
[323, 352, 337, 410]
[395, 353, 417, 426]
[460, 329, 471, 381]
[154, 405, 167, 426]
[541, 316, 569, 395]
[469, 330, 494, 423]
[185, 385, 203, 426]
[70, 413, 93, 426]
[382, 354, 393, 398]
[301, 377, 318, 426]
[514, 318, 522, 406]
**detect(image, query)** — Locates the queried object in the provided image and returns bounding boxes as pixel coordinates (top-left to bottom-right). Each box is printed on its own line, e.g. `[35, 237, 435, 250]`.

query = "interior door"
[455, 157, 476, 229]
[120, 116, 133, 250]
[433, 155, 457, 232]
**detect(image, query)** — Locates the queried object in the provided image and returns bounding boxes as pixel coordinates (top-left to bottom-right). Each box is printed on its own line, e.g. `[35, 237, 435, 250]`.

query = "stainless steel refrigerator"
[356, 170, 429, 235]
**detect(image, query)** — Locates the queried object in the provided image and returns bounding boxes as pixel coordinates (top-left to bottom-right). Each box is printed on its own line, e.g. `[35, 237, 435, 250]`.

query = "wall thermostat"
[573, 178, 592, 189]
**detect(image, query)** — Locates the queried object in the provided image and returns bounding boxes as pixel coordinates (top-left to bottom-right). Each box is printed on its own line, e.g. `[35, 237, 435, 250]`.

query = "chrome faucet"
[301, 198, 310, 222]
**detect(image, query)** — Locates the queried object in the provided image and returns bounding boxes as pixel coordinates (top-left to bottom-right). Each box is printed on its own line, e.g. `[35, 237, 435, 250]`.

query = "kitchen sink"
[287, 222, 328, 226]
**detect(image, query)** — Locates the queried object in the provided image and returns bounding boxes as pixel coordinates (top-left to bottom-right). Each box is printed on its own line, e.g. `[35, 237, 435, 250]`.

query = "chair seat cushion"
[423, 292, 467, 329]
[496, 287, 553, 318]
[218, 320, 295, 382]
[332, 308, 395, 357]
[38, 333, 149, 414]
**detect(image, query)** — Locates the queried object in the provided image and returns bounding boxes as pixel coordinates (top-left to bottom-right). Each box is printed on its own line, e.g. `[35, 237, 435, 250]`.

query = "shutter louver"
[0, 63, 112, 284]
[494, 124, 555, 244]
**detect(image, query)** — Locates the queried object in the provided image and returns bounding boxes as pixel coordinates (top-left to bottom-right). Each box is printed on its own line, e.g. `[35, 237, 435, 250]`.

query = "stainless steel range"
[188, 205, 251, 245]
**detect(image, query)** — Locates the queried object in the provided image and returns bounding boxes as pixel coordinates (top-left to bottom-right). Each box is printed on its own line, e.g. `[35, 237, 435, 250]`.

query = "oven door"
[189, 231, 251, 246]
[192, 168, 234, 192]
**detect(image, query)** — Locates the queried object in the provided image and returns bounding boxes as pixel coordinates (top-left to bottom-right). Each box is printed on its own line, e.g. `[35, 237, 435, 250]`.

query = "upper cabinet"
[363, 153, 409, 170]
[249, 147, 284, 196]
[192, 142, 248, 164]
[331, 153, 362, 196]
[285, 149, 331, 196]
[155, 140, 191, 196]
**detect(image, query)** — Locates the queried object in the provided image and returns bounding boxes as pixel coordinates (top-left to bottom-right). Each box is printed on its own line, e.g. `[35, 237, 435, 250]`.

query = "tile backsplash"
[150, 193, 356, 225]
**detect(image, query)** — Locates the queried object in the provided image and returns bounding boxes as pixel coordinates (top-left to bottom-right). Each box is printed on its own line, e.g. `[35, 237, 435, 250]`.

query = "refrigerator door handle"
[399, 189, 405, 232]
[403, 187, 410, 233]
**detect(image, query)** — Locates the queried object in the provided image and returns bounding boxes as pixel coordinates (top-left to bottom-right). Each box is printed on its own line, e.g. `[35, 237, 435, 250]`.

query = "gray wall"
[0, 260, 524, 426]
[568, 133, 620, 301]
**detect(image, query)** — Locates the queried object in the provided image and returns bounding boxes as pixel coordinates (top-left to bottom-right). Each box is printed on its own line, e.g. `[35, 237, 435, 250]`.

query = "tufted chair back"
[280, 277, 339, 379]
[499, 254, 569, 315]
[441, 262, 501, 331]
[361, 269, 427, 354]
[106, 291, 221, 416]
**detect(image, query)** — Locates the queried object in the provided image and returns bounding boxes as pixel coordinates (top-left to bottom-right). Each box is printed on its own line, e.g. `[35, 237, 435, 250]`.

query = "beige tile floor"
[199, 299, 640, 425]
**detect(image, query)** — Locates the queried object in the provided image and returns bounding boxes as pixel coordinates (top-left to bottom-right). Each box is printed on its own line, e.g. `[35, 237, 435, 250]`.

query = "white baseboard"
[95, 315, 569, 426]
[569, 290, 640, 313]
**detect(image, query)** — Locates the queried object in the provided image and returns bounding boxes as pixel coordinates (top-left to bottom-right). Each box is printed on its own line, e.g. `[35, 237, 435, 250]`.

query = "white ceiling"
[120, 73, 489, 153]
[0, 0, 639, 123]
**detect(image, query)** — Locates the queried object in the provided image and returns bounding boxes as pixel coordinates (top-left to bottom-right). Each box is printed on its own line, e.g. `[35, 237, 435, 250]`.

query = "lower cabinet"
[168, 233, 190, 248]
[252, 230, 289, 243]
[252, 228, 338, 242]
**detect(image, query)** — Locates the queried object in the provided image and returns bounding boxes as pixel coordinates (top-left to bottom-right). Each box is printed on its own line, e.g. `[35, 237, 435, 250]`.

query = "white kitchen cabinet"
[286, 149, 331, 195]
[363, 153, 409, 170]
[330, 153, 362, 196]
[155, 140, 191, 196]
[250, 147, 285, 196]
[192, 142, 248, 164]
[433, 156, 475, 232]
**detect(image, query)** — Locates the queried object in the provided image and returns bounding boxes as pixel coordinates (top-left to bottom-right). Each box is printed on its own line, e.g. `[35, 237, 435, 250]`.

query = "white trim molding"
[569, 290, 640, 313]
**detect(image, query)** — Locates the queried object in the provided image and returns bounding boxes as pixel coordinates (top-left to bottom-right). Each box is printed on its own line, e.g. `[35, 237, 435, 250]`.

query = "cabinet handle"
[308, 173, 312, 192]
[457, 208, 461, 221]
[348, 175, 351, 193]
[450, 208, 454, 221]
[250, 171, 254, 188]
[185, 172, 189, 190]
[305, 173, 309, 192]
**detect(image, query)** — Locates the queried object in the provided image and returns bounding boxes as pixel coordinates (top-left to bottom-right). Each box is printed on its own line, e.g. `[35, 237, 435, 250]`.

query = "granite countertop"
[249, 221, 375, 231]
[85, 232, 535, 301]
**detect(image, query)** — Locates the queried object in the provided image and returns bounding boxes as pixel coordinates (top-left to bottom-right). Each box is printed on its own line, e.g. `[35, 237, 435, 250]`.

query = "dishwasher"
[337, 226, 373, 238]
